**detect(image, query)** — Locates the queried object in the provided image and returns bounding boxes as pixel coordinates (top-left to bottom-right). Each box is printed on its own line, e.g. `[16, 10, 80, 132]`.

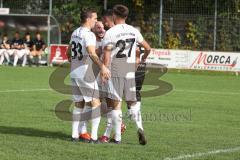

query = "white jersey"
[96, 39, 104, 60]
[102, 24, 144, 78]
[70, 27, 96, 79]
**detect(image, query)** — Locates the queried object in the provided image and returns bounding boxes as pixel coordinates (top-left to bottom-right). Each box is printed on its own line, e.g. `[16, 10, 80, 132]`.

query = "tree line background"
[2, 0, 240, 51]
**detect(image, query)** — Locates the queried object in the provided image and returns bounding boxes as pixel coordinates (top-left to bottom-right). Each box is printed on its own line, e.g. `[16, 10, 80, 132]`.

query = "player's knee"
[75, 101, 84, 108]
[106, 98, 121, 110]
[127, 101, 136, 107]
[90, 98, 101, 108]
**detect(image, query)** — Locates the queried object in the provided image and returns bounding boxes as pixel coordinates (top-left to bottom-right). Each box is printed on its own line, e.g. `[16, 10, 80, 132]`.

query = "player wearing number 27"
[102, 4, 151, 143]
[68, 8, 110, 143]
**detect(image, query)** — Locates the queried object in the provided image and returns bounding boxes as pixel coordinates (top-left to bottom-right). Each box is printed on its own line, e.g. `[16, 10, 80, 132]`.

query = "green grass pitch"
[0, 66, 239, 160]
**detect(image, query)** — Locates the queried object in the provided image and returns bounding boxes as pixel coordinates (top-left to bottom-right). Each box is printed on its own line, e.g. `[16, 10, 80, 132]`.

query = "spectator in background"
[0, 34, 13, 65]
[12, 31, 28, 67]
[0, 33, 5, 65]
[23, 32, 34, 66]
[0, 32, 2, 44]
[30, 32, 46, 66]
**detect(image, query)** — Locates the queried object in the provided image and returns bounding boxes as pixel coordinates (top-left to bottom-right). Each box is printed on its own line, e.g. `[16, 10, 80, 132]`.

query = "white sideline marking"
[175, 89, 240, 95]
[0, 88, 239, 96]
[164, 147, 240, 160]
[0, 88, 52, 93]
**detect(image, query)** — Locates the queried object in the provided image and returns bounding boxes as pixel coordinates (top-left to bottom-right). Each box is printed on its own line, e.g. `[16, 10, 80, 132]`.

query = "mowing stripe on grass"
[0, 88, 239, 95]
[164, 146, 240, 160]
[176, 89, 240, 95]
[0, 88, 52, 93]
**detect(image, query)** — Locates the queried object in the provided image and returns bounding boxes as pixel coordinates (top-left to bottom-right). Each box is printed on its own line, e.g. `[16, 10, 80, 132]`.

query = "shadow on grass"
[0, 126, 69, 140]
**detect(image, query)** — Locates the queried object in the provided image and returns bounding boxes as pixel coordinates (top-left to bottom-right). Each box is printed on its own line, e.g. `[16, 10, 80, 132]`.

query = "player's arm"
[95, 47, 101, 57]
[139, 40, 151, 62]
[103, 46, 111, 68]
[42, 42, 46, 50]
[4, 41, 10, 49]
[33, 42, 36, 51]
[10, 41, 15, 49]
[67, 44, 72, 62]
[87, 45, 110, 80]
[136, 46, 141, 65]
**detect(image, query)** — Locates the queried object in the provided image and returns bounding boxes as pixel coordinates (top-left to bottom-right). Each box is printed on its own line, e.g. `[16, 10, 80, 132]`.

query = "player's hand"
[141, 54, 148, 63]
[100, 65, 111, 83]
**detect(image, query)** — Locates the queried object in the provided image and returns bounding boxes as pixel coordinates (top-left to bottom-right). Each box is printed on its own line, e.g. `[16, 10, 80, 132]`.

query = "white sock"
[103, 110, 113, 138]
[112, 110, 122, 141]
[80, 105, 92, 134]
[4, 52, 10, 63]
[22, 54, 27, 67]
[72, 107, 82, 138]
[130, 102, 143, 130]
[13, 55, 18, 66]
[91, 106, 101, 140]
[0, 55, 4, 65]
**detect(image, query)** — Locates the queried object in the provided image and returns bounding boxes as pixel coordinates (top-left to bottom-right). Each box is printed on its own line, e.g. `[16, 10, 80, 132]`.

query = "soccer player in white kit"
[68, 8, 110, 143]
[0, 35, 7, 65]
[0, 34, 14, 65]
[102, 4, 151, 144]
[13, 32, 29, 67]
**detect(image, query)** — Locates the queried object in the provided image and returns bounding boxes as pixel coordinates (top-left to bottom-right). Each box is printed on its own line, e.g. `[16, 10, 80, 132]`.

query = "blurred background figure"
[30, 32, 46, 67]
[0, 34, 12, 65]
[12, 31, 28, 67]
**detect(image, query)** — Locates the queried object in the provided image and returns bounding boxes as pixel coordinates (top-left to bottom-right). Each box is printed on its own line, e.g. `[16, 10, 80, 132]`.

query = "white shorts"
[71, 78, 99, 103]
[16, 49, 28, 58]
[104, 77, 136, 101]
[0, 49, 6, 55]
[7, 49, 16, 56]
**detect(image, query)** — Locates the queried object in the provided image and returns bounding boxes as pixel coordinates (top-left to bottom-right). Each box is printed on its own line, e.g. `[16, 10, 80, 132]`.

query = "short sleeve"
[85, 32, 96, 47]
[135, 29, 144, 43]
[102, 32, 113, 48]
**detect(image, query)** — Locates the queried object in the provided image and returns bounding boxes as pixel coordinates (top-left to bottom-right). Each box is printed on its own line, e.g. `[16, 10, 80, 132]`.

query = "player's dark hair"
[3, 34, 7, 37]
[80, 8, 97, 23]
[113, 4, 129, 19]
[25, 32, 30, 36]
[102, 9, 113, 18]
[15, 31, 19, 34]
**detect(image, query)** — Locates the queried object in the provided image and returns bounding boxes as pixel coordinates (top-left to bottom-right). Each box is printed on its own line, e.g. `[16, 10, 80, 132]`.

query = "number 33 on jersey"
[70, 27, 96, 79]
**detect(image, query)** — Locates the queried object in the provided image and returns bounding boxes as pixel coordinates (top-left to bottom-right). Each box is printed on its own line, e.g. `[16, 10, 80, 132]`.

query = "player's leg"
[99, 78, 113, 143]
[13, 50, 19, 66]
[21, 49, 28, 67]
[0, 49, 5, 65]
[78, 77, 101, 143]
[28, 51, 36, 67]
[14, 49, 25, 67]
[100, 100, 113, 142]
[71, 78, 86, 142]
[106, 77, 124, 143]
[128, 63, 146, 130]
[108, 98, 122, 143]
[35, 50, 42, 66]
[125, 77, 146, 145]
[5, 49, 13, 65]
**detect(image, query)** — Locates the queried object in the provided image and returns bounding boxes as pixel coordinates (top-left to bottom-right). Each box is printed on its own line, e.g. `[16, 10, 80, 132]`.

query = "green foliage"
[162, 21, 181, 49]
[217, 18, 232, 51]
[183, 22, 199, 50]
[53, 1, 102, 44]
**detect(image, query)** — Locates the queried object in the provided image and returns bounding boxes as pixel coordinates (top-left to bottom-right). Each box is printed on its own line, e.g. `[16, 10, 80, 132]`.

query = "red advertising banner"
[50, 45, 69, 64]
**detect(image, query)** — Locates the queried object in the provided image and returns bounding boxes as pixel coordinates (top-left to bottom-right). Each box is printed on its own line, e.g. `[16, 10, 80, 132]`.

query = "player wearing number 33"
[67, 8, 110, 143]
